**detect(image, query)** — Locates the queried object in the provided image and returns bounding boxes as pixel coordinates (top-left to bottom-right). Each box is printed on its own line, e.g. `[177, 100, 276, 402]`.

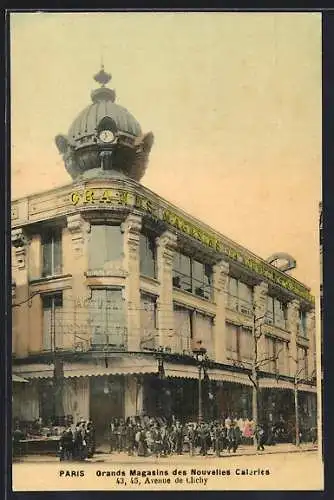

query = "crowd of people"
[57, 414, 317, 461]
[58, 419, 96, 461]
[107, 415, 268, 457]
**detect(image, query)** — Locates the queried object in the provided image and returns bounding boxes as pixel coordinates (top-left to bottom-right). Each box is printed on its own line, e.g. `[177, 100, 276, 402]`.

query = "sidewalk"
[14, 442, 318, 463]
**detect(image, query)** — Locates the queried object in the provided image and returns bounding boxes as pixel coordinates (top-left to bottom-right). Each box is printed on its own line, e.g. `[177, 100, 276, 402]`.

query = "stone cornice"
[11, 178, 314, 304]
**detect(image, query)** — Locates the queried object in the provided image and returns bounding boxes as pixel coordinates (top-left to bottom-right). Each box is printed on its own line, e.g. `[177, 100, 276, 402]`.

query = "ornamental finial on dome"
[94, 64, 112, 87]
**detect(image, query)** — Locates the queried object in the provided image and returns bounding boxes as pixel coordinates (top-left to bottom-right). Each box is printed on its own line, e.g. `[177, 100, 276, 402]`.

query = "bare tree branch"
[256, 345, 284, 369]
[12, 291, 40, 308]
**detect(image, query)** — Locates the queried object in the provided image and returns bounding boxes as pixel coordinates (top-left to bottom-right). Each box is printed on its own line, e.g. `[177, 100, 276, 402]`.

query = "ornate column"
[212, 260, 229, 363]
[306, 309, 316, 377]
[155, 231, 177, 349]
[287, 299, 300, 376]
[65, 214, 91, 349]
[123, 214, 142, 352]
[11, 228, 30, 357]
[253, 281, 269, 360]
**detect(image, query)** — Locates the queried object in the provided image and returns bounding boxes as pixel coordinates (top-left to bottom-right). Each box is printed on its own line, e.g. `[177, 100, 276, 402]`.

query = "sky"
[10, 12, 322, 293]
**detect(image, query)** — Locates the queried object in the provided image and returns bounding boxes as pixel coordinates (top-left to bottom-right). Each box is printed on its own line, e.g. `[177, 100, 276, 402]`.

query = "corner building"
[12, 68, 317, 440]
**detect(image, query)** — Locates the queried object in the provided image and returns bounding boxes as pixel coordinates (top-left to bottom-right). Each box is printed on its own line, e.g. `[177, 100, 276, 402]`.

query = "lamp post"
[193, 346, 207, 423]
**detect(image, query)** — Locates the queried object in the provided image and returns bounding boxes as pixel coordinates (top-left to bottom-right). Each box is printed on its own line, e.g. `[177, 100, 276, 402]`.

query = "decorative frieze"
[11, 228, 29, 269]
[66, 214, 91, 257]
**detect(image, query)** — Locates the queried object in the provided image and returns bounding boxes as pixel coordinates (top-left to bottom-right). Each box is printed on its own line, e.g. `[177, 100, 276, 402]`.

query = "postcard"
[10, 10, 323, 492]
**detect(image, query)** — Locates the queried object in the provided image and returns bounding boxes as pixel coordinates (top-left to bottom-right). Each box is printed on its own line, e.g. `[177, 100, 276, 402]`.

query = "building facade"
[12, 68, 317, 440]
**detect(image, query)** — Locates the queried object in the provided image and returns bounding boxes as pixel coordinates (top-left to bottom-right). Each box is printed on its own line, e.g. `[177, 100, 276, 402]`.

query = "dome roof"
[68, 94, 142, 141]
[55, 66, 154, 183]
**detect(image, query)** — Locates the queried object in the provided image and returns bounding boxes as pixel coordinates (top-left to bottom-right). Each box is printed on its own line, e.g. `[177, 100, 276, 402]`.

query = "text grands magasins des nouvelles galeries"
[59, 467, 271, 486]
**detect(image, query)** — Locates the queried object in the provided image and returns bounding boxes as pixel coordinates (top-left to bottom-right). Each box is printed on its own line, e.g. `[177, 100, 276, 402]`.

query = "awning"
[208, 369, 253, 386]
[163, 363, 199, 379]
[259, 378, 294, 390]
[13, 357, 159, 380]
[63, 357, 158, 378]
[13, 364, 54, 379]
[12, 374, 29, 383]
[295, 383, 317, 394]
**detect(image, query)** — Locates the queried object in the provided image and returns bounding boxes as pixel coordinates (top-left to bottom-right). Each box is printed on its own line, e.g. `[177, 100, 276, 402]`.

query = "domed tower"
[55, 66, 154, 182]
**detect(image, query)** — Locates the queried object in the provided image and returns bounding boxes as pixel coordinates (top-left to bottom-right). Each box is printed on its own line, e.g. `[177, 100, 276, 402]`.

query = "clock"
[98, 129, 115, 143]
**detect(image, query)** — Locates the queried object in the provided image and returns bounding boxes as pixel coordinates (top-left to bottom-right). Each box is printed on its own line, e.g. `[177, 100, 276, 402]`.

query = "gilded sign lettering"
[70, 188, 314, 303]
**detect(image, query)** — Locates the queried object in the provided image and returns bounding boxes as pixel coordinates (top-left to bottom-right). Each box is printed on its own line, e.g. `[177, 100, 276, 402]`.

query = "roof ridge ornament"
[94, 64, 112, 87]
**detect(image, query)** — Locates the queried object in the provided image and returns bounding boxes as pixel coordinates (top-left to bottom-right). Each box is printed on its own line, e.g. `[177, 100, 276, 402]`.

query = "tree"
[232, 283, 284, 448]
[288, 354, 316, 447]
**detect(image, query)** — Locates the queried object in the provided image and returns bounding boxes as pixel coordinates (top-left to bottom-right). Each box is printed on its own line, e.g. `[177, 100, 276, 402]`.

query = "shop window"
[173, 251, 212, 299]
[227, 277, 253, 315]
[140, 294, 158, 350]
[89, 289, 126, 348]
[41, 228, 62, 277]
[88, 224, 123, 270]
[140, 232, 156, 278]
[173, 305, 193, 353]
[42, 293, 63, 350]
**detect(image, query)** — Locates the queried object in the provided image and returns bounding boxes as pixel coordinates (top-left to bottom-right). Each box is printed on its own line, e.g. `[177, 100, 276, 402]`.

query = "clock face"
[99, 129, 115, 143]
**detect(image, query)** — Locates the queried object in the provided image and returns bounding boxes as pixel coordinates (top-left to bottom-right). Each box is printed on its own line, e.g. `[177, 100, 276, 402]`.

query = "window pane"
[238, 282, 253, 307]
[89, 289, 125, 347]
[42, 294, 62, 350]
[89, 225, 123, 270]
[173, 306, 192, 352]
[240, 327, 252, 360]
[226, 323, 238, 359]
[105, 226, 123, 262]
[42, 238, 52, 277]
[43, 304, 52, 350]
[53, 232, 62, 274]
[195, 312, 213, 356]
[140, 295, 157, 350]
[140, 233, 156, 278]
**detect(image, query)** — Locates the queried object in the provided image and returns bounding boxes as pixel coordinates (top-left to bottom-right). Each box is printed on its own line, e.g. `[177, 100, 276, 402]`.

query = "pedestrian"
[59, 427, 74, 461]
[86, 419, 96, 458]
[227, 422, 238, 453]
[126, 423, 136, 456]
[73, 423, 84, 460]
[255, 424, 266, 451]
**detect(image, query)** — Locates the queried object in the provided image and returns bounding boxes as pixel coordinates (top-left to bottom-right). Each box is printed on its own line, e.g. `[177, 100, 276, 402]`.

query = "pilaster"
[11, 228, 30, 357]
[253, 281, 269, 360]
[287, 299, 300, 376]
[123, 214, 142, 351]
[306, 309, 316, 377]
[155, 231, 177, 348]
[124, 375, 144, 418]
[65, 214, 91, 349]
[212, 260, 229, 363]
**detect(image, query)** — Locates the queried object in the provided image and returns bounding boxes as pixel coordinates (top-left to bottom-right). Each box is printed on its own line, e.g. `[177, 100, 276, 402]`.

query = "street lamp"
[192, 346, 207, 423]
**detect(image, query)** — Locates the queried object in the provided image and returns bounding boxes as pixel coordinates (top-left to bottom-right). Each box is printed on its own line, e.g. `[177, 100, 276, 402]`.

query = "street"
[12, 447, 324, 491]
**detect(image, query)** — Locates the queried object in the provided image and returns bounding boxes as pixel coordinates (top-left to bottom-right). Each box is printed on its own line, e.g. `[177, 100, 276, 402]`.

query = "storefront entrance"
[90, 376, 124, 441]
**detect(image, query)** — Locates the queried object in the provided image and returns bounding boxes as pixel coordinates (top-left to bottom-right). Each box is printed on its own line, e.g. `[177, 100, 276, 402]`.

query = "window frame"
[172, 251, 213, 300]
[41, 292, 63, 351]
[139, 231, 157, 279]
[41, 228, 63, 278]
[88, 223, 124, 270]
